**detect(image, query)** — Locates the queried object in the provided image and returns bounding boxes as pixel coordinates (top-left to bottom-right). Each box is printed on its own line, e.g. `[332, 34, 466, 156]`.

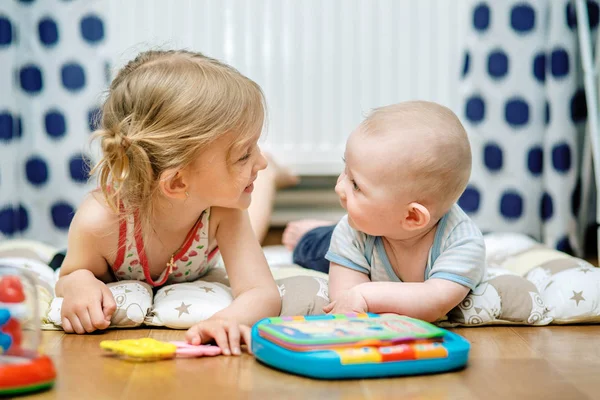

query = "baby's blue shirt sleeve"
[427, 221, 486, 290]
[324, 215, 371, 276]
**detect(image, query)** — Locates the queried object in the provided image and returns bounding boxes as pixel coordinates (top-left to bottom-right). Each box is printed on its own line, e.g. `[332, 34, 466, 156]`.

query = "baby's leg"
[248, 153, 299, 243]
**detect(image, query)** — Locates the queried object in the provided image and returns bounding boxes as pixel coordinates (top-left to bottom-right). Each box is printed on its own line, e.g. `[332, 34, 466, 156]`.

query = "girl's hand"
[185, 319, 252, 356]
[60, 269, 116, 334]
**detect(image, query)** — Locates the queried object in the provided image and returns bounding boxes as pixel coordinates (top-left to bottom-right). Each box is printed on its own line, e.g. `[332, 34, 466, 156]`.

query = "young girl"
[55, 50, 282, 355]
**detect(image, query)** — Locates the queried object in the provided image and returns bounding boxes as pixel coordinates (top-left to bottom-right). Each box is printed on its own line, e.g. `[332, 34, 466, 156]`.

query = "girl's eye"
[238, 152, 251, 162]
[351, 179, 360, 191]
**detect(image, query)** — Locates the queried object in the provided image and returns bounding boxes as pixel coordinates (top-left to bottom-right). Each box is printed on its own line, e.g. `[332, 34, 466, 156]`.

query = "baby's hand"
[185, 319, 251, 356]
[60, 270, 116, 334]
[323, 287, 368, 315]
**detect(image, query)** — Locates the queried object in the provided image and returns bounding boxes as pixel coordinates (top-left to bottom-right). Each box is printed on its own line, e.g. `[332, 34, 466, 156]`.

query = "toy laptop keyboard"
[251, 314, 470, 379]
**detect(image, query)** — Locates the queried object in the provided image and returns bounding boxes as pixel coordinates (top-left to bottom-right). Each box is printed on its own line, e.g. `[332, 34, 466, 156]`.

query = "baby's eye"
[351, 179, 360, 191]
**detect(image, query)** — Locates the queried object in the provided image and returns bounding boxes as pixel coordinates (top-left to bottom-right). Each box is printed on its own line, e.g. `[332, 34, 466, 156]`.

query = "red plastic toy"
[0, 270, 56, 396]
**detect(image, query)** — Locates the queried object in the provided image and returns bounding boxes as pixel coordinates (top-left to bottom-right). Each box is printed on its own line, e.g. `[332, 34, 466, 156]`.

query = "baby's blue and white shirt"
[325, 204, 486, 290]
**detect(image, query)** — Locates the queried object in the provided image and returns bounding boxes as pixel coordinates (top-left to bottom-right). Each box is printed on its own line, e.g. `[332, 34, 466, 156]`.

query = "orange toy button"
[414, 343, 448, 359]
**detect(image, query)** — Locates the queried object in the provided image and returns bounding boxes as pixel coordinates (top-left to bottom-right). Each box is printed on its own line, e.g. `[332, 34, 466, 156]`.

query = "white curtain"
[459, 0, 598, 254]
[0, 0, 108, 247]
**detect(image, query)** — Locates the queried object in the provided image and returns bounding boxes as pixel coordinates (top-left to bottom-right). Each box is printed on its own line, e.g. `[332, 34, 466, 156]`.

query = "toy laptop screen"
[257, 315, 446, 349]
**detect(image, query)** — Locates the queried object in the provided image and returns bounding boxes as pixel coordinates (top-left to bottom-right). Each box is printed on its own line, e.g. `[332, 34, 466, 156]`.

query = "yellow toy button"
[335, 347, 383, 365]
[100, 338, 177, 361]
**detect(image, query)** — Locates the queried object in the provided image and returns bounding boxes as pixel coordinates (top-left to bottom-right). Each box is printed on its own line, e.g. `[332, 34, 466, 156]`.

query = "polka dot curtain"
[459, 0, 598, 255]
[0, 0, 108, 246]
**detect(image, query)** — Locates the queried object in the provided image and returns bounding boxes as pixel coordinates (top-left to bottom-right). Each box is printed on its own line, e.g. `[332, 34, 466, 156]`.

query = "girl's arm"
[55, 194, 117, 333]
[209, 207, 281, 325]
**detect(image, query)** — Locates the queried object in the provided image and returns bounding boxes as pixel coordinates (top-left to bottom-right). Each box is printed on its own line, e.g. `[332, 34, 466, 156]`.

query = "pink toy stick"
[169, 341, 222, 357]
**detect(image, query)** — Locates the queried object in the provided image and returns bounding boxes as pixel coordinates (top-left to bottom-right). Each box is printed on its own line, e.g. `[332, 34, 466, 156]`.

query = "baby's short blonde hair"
[361, 101, 471, 216]
[91, 50, 265, 225]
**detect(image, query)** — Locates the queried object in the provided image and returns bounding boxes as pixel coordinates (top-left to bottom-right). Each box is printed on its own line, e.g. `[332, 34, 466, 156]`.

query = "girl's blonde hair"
[91, 50, 265, 226]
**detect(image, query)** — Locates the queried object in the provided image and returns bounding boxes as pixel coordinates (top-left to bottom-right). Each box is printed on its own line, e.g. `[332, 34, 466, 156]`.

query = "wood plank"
[24, 327, 600, 399]
[514, 326, 600, 399]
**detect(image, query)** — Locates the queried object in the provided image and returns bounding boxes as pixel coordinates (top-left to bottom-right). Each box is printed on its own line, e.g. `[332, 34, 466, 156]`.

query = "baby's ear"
[158, 168, 187, 200]
[403, 202, 431, 230]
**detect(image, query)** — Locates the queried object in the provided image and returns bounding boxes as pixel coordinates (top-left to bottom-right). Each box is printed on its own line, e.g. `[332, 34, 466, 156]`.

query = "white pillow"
[47, 280, 153, 328]
[145, 281, 233, 329]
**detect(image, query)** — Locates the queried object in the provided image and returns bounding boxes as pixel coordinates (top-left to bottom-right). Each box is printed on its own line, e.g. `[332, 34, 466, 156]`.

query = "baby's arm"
[347, 229, 485, 321]
[186, 207, 280, 354]
[323, 215, 373, 312]
[350, 280, 469, 322]
[55, 195, 117, 333]
[328, 262, 370, 302]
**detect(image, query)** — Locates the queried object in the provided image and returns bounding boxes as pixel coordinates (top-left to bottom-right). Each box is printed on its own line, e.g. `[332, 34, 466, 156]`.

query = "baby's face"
[335, 129, 412, 238]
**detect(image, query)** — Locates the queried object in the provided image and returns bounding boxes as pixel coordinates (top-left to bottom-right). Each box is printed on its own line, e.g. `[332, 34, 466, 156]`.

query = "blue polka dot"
[462, 51, 470, 78]
[505, 98, 530, 127]
[566, 1, 600, 30]
[556, 236, 573, 254]
[0, 207, 15, 235]
[533, 53, 545, 83]
[61, 62, 86, 91]
[19, 64, 43, 94]
[51, 201, 75, 230]
[552, 142, 572, 172]
[550, 48, 570, 78]
[487, 49, 509, 78]
[14, 116, 22, 139]
[570, 89, 587, 123]
[16, 205, 28, 232]
[567, 3, 578, 29]
[483, 143, 503, 171]
[473, 3, 490, 31]
[17, 0, 35, 3]
[572, 180, 581, 217]
[45, 110, 66, 138]
[458, 185, 481, 213]
[69, 153, 91, 183]
[545, 100, 551, 125]
[527, 146, 543, 176]
[0, 112, 13, 141]
[0, 205, 29, 235]
[500, 191, 524, 219]
[87, 107, 101, 132]
[38, 17, 58, 46]
[0, 16, 13, 46]
[465, 96, 485, 123]
[511, 3, 536, 32]
[25, 156, 49, 186]
[80, 14, 105, 43]
[541, 192, 553, 221]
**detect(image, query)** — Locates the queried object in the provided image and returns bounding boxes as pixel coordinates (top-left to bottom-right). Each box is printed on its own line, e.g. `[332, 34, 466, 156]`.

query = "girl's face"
[186, 129, 268, 210]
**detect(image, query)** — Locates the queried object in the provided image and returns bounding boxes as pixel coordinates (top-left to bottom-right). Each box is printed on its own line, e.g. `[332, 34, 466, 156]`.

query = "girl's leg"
[248, 154, 299, 243]
[282, 220, 335, 251]
[290, 224, 336, 273]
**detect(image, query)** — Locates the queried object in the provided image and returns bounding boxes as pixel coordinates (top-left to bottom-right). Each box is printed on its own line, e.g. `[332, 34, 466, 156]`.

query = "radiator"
[107, 0, 467, 177]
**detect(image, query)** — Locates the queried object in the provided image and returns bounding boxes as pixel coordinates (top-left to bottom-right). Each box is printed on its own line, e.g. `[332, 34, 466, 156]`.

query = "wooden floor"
[19, 326, 600, 400]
